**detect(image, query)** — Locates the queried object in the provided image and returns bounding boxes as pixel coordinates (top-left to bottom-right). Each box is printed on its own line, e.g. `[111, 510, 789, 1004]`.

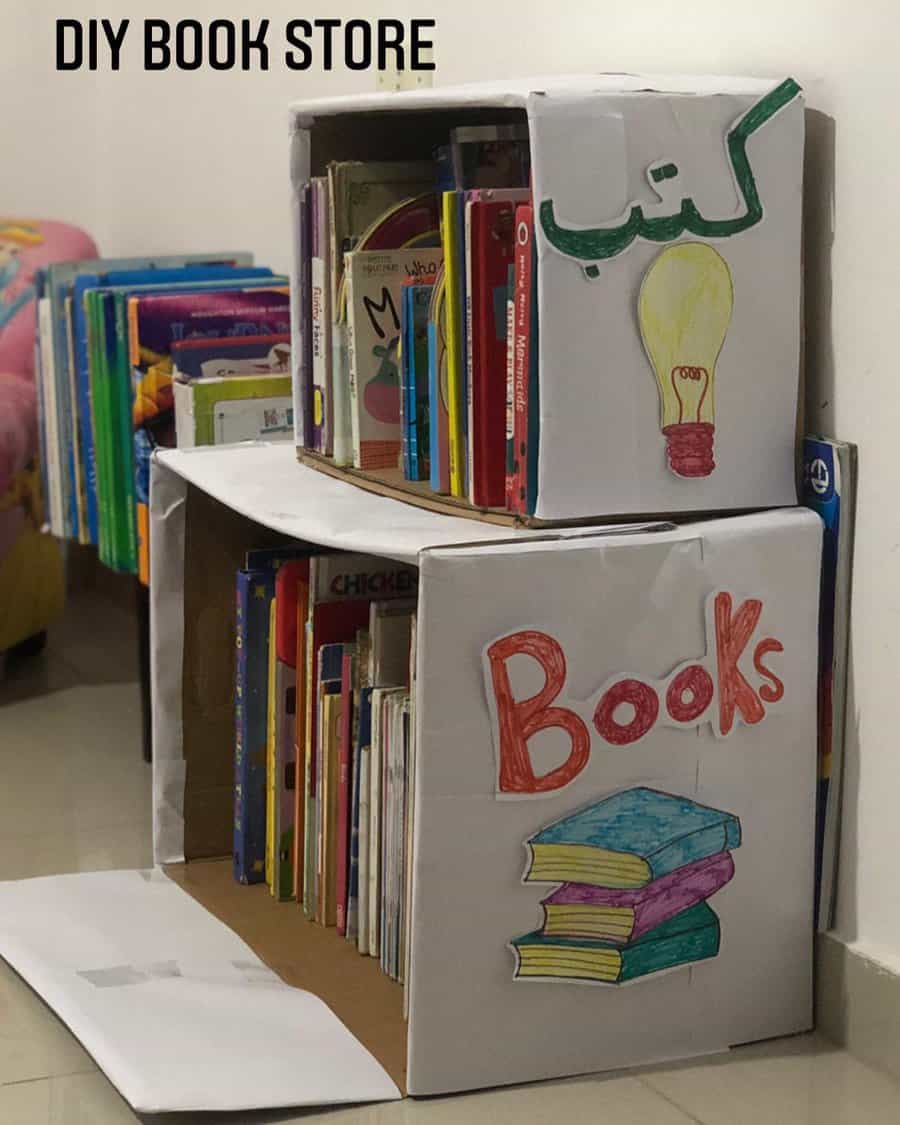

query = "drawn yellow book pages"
[526, 844, 651, 889]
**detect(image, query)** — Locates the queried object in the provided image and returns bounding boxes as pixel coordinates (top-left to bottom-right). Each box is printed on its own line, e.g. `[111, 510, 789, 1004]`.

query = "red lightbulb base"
[662, 422, 715, 478]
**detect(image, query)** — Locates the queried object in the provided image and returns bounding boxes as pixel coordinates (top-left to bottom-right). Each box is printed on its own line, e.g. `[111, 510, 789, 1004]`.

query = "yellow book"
[320, 693, 343, 927]
[441, 192, 466, 497]
[265, 598, 277, 894]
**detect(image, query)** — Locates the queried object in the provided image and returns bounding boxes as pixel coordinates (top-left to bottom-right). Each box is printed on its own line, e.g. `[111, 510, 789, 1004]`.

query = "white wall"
[4, 0, 895, 967]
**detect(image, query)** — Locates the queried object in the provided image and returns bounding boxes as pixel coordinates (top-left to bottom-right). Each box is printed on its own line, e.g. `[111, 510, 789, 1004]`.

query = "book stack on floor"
[511, 789, 741, 984]
[233, 545, 419, 991]
[294, 126, 540, 515]
[33, 254, 292, 579]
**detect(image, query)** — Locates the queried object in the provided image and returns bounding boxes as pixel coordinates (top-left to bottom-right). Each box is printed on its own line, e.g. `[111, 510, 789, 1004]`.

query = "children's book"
[345, 633, 367, 943]
[301, 554, 418, 920]
[327, 161, 434, 312]
[129, 287, 290, 582]
[270, 560, 307, 900]
[511, 901, 721, 984]
[541, 851, 735, 944]
[466, 199, 518, 507]
[525, 788, 742, 888]
[508, 206, 533, 513]
[316, 643, 345, 925]
[402, 284, 433, 481]
[234, 567, 276, 884]
[801, 436, 857, 931]
[354, 686, 373, 954]
[336, 646, 357, 935]
[441, 192, 467, 496]
[310, 177, 332, 455]
[427, 268, 450, 494]
[66, 257, 259, 545]
[344, 248, 443, 471]
[171, 334, 290, 381]
[173, 374, 293, 447]
[368, 599, 416, 688]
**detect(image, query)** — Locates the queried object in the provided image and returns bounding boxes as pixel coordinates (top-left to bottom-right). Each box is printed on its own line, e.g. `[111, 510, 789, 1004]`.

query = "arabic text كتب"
[539, 77, 802, 272]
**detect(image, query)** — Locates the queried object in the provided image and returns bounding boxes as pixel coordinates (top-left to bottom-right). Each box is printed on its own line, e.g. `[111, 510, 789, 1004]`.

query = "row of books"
[34, 253, 294, 578]
[295, 124, 540, 513]
[234, 547, 420, 990]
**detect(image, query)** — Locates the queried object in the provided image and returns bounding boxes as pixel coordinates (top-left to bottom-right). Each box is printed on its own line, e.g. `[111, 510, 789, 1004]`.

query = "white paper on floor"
[0, 868, 400, 1112]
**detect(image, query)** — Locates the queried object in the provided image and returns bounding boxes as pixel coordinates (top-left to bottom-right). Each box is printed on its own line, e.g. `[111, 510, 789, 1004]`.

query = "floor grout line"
[635, 1076, 707, 1124]
[0, 1065, 100, 1089]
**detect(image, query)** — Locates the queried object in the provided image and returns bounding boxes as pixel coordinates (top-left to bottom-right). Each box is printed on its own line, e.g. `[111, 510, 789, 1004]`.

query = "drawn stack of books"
[512, 788, 742, 984]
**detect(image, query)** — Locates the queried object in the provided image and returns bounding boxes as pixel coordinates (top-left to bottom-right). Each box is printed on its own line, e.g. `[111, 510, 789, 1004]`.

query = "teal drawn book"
[525, 788, 741, 888]
[511, 901, 721, 983]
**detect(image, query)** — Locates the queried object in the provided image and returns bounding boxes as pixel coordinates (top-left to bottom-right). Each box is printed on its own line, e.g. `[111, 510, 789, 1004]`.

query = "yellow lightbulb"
[638, 242, 733, 478]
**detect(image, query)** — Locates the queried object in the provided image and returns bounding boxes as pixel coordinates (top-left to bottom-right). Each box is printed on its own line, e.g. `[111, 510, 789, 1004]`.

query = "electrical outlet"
[375, 43, 434, 92]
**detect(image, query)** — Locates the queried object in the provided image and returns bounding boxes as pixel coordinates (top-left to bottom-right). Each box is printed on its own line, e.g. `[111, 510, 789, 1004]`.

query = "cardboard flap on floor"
[0, 869, 400, 1113]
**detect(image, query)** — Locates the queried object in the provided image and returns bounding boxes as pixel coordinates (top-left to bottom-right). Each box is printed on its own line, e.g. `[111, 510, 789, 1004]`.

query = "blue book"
[406, 285, 432, 482]
[526, 788, 741, 888]
[346, 686, 373, 942]
[234, 568, 276, 884]
[243, 545, 308, 571]
[801, 436, 856, 931]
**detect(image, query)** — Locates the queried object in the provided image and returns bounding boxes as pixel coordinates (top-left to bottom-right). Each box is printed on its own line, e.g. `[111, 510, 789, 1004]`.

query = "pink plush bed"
[0, 219, 97, 651]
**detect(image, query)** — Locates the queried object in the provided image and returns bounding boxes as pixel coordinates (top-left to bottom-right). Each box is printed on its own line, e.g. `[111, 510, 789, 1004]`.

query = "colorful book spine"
[427, 272, 450, 494]
[468, 200, 516, 508]
[336, 649, 355, 935]
[234, 569, 276, 884]
[347, 681, 370, 943]
[504, 264, 516, 512]
[399, 286, 412, 479]
[509, 205, 533, 514]
[441, 192, 467, 496]
[310, 177, 332, 455]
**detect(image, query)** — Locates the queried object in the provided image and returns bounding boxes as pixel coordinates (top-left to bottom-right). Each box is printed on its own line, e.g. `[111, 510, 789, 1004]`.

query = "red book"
[469, 200, 517, 508]
[509, 205, 534, 515]
[335, 650, 355, 935]
[292, 572, 311, 901]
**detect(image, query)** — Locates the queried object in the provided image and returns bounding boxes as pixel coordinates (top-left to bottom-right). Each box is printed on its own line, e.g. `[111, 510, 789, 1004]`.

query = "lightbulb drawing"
[638, 242, 734, 479]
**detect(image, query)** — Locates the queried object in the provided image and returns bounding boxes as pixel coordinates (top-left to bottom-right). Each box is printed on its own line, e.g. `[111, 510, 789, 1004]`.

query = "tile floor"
[2, 591, 900, 1124]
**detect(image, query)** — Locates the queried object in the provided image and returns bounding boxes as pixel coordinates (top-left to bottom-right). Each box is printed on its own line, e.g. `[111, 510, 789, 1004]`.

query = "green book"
[85, 291, 113, 568]
[173, 375, 292, 447]
[511, 901, 721, 984]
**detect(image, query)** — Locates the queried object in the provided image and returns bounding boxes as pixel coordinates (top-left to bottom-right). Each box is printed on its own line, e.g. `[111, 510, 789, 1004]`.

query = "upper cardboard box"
[289, 74, 804, 522]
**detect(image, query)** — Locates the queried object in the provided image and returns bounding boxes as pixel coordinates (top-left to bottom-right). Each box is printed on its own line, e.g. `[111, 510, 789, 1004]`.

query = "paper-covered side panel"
[150, 454, 187, 865]
[0, 870, 400, 1113]
[529, 83, 804, 518]
[407, 509, 821, 1094]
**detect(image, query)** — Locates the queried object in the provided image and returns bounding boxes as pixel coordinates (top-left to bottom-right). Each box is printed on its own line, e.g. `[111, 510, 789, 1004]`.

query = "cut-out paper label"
[638, 243, 734, 478]
[539, 77, 802, 274]
[509, 786, 740, 985]
[482, 590, 784, 798]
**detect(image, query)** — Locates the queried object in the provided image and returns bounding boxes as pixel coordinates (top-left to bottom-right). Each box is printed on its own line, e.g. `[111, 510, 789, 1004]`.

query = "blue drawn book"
[234, 568, 276, 884]
[801, 436, 857, 931]
[525, 788, 742, 888]
[511, 901, 721, 983]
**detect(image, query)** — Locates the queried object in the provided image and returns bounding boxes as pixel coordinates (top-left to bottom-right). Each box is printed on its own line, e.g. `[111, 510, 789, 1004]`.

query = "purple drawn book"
[541, 851, 735, 945]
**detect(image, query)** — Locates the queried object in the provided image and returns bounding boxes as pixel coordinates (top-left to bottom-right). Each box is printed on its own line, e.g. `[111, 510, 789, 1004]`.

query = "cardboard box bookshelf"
[0, 441, 821, 1112]
[289, 74, 805, 525]
[146, 441, 821, 1100]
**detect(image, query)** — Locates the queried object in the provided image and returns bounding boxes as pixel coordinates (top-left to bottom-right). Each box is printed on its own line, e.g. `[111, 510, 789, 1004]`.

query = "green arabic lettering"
[539, 77, 801, 267]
